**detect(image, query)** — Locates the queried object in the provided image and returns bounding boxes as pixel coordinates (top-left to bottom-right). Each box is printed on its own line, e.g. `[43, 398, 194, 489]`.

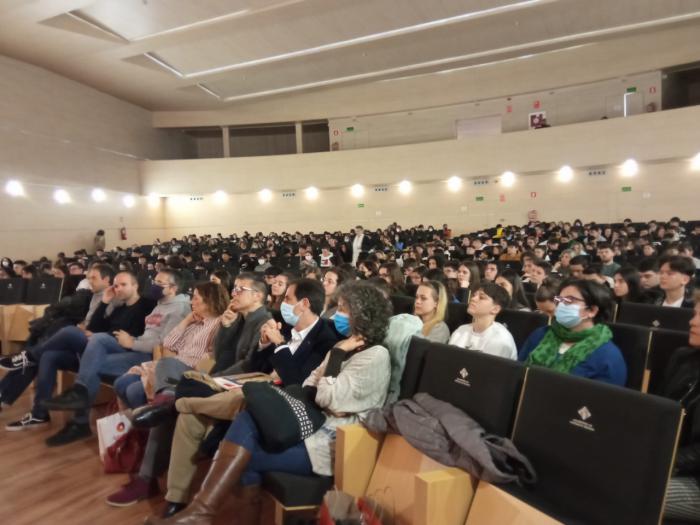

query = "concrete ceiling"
[1, 0, 700, 111]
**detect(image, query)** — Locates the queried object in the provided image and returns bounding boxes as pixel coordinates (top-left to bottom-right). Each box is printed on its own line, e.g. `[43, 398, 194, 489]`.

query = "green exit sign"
[357, 203, 365, 208]
[626, 86, 637, 93]
[346, 126, 355, 132]
[621, 186, 632, 192]
[475, 196, 485, 202]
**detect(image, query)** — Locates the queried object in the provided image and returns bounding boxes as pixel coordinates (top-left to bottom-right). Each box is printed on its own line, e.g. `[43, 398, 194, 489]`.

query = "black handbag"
[243, 382, 326, 452]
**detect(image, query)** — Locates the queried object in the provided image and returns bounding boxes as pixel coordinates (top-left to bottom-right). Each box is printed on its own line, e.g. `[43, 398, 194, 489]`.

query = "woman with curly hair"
[145, 281, 392, 525]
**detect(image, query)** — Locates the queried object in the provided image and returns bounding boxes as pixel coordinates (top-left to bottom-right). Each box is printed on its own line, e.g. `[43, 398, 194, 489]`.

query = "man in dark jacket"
[26, 271, 154, 446]
[249, 278, 339, 385]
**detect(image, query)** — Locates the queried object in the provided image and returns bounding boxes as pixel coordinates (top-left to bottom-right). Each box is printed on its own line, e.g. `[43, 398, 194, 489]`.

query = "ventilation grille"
[588, 168, 607, 176]
[189, 196, 204, 201]
[282, 192, 296, 198]
[374, 185, 388, 193]
[473, 178, 489, 186]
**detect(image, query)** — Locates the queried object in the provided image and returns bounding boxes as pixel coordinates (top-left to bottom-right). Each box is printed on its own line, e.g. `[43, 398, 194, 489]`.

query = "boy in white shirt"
[449, 282, 517, 360]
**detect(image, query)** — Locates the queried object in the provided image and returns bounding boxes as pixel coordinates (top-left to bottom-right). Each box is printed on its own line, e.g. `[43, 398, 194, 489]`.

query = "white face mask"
[305, 254, 313, 261]
[258, 258, 266, 265]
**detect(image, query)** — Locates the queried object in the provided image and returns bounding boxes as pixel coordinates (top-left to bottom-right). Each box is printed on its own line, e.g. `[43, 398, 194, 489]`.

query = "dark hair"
[210, 269, 232, 292]
[158, 268, 183, 294]
[638, 257, 659, 273]
[116, 270, 138, 285]
[613, 266, 643, 302]
[535, 276, 562, 302]
[476, 282, 511, 311]
[194, 281, 230, 316]
[558, 278, 614, 322]
[497, 268, 530, 310]
[289, 278, 325, 315]
[532, 259, 552, 274]
[459, 260, 481, 291]
[570, 255, 589, 267]
[91, 263, 115, 283]
[264, 266, 283, 277]
[379, 262, 406, 294]
[659, 255, 696, 278]
[336, 281, 392, 346]
[597, 242, 612, 251]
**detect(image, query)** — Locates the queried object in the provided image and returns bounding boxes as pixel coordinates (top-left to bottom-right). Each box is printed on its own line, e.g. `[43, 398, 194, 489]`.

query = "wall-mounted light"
[259, 188, 273, 202]
[53, 189, 71, 204]
[398, 180, 412, 194]
[620, 159, 639, 177]
[557, 165, 574, 183]
[350, 184, 365, 198]
[305, 186, 319, 200]
[500, 171, 516, 187]
[447, 176, 463, 192]
[91, 188, 107, 202]
[5, 180, 24, 197]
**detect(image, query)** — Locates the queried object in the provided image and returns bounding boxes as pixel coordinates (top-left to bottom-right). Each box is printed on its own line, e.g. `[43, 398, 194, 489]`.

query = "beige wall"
[141, 106, 700, 237]
[329, 71, 662, 149]
[0, 55, 187, 259]
[152, 23, 700, 128]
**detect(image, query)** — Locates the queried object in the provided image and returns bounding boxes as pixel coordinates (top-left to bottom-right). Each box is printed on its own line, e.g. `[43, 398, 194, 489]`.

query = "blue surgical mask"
[555, 302, 582, 329]
[280, 301, 300, 326]
[333, 312, 351, 336]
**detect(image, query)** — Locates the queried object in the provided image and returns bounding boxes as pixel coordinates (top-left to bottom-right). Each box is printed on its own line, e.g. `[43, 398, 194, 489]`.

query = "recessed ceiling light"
[122, 195, 136, 208]
[305, 186, 319, 200]
[259, 189, 273, 202]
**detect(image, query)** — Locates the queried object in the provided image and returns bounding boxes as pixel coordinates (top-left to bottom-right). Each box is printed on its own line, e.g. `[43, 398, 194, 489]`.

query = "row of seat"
[0, 276, 67, 305]
[264, 336, 682, 524]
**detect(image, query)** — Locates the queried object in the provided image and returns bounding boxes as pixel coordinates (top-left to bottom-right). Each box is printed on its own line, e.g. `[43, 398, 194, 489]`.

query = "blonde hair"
[418, 281, 447, 336]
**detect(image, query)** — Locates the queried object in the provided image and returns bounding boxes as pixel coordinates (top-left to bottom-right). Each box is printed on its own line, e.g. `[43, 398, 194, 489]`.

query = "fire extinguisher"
[120, 227, 127, 240]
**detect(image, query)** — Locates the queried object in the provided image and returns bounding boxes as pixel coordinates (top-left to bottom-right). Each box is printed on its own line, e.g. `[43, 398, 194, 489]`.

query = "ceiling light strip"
[197, 83, 222, 99]
[219, 10, 700, 102]
[186, 0, 551, 78]
[129, 0, 306, 42]
[144, 52, 185, 78]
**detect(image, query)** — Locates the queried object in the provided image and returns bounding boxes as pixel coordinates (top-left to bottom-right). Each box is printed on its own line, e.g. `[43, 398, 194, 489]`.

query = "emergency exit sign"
[621, 186, 632, 192]
[475, 196, 485, 202]
[357, 203, 365, 208]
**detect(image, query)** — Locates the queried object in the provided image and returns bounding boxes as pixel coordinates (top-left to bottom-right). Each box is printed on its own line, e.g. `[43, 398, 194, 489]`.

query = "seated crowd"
[0, 216, 699, 523]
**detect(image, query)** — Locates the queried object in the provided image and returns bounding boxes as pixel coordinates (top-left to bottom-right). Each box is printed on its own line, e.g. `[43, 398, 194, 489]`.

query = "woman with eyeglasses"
[519, 279, 627, 386]
[320, 266, 350, 319]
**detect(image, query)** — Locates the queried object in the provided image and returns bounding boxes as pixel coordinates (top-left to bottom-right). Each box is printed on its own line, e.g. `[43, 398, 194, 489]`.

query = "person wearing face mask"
[250, 278, 339, 387]
[253, 252, 271, 272]
[519, 279, 626, 386]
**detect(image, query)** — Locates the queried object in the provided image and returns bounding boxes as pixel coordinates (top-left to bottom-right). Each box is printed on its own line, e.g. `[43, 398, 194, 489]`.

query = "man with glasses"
[207, 273, 272, 377]
[40, 270, 189, 446]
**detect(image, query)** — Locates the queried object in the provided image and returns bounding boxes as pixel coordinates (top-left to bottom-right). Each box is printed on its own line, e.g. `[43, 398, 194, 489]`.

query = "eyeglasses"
[232, 286, 256, 295]
[153, 281, 172, 287]
[553, 295, 586, 305]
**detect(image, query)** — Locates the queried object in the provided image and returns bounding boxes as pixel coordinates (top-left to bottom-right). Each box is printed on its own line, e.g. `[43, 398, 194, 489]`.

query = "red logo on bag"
[116, 422, 125, 432]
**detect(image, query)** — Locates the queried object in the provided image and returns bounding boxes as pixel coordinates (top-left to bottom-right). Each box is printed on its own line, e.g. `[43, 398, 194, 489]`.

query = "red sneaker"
[106, 475, 160, 507]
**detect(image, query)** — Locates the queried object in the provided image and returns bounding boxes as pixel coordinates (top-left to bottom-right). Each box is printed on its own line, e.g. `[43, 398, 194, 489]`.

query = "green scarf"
[525, 322, 612, 374]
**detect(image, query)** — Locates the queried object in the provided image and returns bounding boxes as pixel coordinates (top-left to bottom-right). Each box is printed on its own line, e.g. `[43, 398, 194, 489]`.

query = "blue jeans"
[33, 350, 81, 420]
[29, 325, 88, 362]
[73, 333, 151, 424]
[224, 411, 313, 486]
[114, 373, 147, 408]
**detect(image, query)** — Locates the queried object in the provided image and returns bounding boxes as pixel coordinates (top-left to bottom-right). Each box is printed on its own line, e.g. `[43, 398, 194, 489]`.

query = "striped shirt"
[163, 317, 221, 368]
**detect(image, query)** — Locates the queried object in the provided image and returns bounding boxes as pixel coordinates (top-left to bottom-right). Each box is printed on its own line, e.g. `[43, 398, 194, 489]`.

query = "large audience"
[0, 216, 699, 523]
